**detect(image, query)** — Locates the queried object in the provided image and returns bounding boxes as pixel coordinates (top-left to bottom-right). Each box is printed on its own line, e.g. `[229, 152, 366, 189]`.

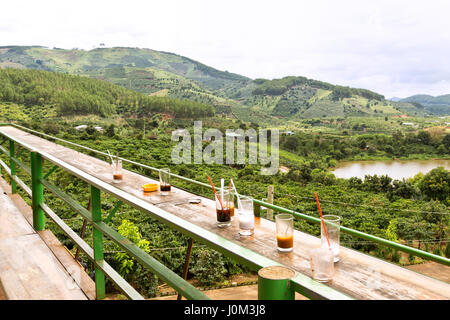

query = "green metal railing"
[6, 123, 448, 267]
[0, 124, 353, 300]
[0, 123, 449, 301]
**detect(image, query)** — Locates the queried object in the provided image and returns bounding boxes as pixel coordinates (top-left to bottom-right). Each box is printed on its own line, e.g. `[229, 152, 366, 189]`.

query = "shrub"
[190, 249, 227, 286]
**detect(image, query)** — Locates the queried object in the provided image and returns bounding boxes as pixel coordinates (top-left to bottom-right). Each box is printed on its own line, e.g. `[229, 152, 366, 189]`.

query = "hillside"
[0, 68, 215, 119]
[0, 45, 433, 120]
[234, 76, 430, 118]
[400, 94, 450, 115]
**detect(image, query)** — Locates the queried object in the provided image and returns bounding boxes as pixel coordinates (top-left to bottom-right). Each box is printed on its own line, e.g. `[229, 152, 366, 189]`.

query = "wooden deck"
[0, 177, 89, 300]
[1, 125, 450, 300]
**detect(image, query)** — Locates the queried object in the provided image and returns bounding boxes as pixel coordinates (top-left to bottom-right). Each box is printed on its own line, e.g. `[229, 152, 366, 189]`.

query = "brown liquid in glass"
[277, 235, 293, 249]
[160, 185, 171, 192]
[216, 208, 231, 222]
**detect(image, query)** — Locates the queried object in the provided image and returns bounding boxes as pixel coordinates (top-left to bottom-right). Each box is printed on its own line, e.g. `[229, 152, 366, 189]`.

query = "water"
[332, 159, 450, 180]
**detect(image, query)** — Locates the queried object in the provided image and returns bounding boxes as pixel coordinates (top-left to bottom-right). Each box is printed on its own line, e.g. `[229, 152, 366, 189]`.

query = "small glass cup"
[238, 199, 255, 236]
[216, 190, 232, 228]
[310, 247, 334, 283]
[321, 215, 341, 262]
[159, 168, 171, 195]
[276, 214, 294, 252]
[112, 159, 123, 183]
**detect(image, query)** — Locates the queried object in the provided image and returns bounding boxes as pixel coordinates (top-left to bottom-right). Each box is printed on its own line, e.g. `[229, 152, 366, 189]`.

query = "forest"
[0, 69, 215, 118]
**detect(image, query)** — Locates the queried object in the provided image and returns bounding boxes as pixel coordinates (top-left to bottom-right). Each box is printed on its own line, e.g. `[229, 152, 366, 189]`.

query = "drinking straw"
[230, 179, 243, 211]
[221, 178, 224, 202]
[314, 192, 332, 250]
[106, 149, 114, 166]
[207, 175, 224, 210]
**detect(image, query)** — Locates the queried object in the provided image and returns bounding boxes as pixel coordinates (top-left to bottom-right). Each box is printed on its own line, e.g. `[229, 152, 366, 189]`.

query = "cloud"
[1, 0, 450, 98]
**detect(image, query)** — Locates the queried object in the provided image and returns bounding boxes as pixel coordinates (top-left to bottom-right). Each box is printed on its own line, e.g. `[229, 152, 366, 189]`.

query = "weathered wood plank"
[0, 177, 88, 300]
[0, 184, 34, 239]
[0, 177, 96, 300]
[0, 234, 88, 300]
[38, 230, 96, 300]
[1, 125, 450, 300]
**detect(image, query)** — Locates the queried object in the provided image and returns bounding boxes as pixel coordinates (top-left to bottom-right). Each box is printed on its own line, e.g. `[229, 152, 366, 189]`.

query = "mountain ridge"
[0, 45, 437, 119]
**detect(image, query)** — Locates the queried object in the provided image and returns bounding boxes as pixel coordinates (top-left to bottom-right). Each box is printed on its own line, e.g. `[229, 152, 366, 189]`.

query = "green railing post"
[91, 186, 106, 300]
[30, 152, 45, 230]
[9, 140, 17, 193]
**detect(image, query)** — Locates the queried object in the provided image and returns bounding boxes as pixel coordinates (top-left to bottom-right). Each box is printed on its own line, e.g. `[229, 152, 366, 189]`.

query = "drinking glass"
[216, 189, 232, 228]
[321, 215, 340, 262]
[238, 199, 254, 236]
[310, 247, 334, 282]
[159, 168, 171, 195]
[112, 159, 122, 183]
[276, 214, 294, 252]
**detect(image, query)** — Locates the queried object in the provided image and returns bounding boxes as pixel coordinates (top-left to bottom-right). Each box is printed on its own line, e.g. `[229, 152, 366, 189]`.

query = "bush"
[190, 249, 227, 286]
[418, 167, 450, 202]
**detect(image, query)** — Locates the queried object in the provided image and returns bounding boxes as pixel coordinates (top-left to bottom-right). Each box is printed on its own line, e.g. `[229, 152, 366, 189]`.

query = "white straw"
[231, 179, 244, 211]
[107, 149, 115, 167]
[220, 178, 224, 201]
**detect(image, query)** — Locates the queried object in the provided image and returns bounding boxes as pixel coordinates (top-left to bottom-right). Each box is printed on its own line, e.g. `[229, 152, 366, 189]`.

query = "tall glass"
[310, 247, 334, 282]
[112, 159, 122, 183]
[216, 189, 232, 228]
[238, 199, 255, 236]
[159, 168, 171, 195]
[276, 214, 294, 252]
[321, 215, 340, 262]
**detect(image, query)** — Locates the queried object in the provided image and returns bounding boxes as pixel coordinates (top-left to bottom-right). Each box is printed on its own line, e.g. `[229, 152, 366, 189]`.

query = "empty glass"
[238, 199, 255, 236]
[159, 168, 171, 195]
[321, 215, 341, 262]
[276, 214, 294, 252]
[310, 247, 334, 282]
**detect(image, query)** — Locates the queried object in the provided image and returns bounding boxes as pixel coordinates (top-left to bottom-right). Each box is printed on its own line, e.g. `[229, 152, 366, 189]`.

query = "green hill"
[400, 94, 450, 115]
[0, 45, 433, 120]
[234, 76, 430, 118]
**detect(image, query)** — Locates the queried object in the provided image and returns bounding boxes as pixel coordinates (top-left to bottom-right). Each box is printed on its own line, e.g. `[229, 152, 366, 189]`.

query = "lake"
[332, 159, 450, 180]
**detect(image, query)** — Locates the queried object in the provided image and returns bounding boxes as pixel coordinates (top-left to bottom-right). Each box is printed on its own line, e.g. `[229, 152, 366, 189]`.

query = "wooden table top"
[1, 125, 449, 300]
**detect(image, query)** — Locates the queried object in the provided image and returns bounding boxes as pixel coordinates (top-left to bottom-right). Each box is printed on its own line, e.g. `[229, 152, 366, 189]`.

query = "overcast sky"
[2, 0, 450, 98]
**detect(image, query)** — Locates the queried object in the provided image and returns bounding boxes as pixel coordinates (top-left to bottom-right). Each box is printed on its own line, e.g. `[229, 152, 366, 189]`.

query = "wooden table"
[1, 125, 449, 300]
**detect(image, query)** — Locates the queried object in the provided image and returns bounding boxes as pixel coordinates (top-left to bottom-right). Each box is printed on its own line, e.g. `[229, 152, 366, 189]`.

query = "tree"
[443, 134, 450, 149]
[105, 124, 115, 137]
[417, 131, 432, 145]
[418, 167, 450, 202]
[437, 144, 447, 154]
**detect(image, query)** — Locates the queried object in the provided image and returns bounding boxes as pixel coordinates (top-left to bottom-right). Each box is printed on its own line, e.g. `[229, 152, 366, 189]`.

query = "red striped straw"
[314, 192, 332, 250]
[207, 175, 224, 210]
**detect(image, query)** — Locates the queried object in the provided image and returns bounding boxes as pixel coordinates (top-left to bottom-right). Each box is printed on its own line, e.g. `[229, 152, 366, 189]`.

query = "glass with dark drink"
[216, 190, 232, 228]
[159, 168, 171, 195]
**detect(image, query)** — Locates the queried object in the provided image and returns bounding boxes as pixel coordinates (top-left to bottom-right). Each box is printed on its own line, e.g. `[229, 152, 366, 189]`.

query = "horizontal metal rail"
[3, 123, 449, 267]
[0, 158, 32, 197]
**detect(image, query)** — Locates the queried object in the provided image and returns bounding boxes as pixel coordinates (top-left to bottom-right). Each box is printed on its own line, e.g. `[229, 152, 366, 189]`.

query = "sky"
[2, 0, 450, 98]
